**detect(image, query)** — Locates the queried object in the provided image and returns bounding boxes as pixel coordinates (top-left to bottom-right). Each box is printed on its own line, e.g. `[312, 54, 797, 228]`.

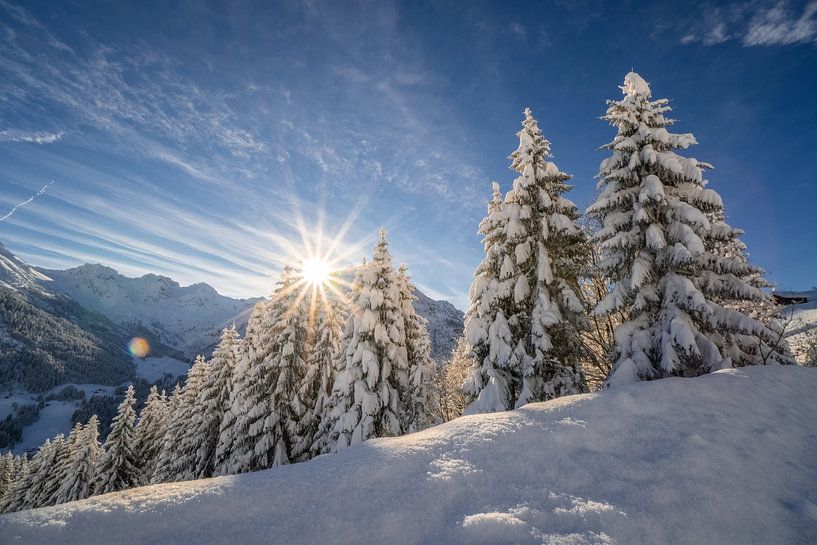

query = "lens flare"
[128, 337, 150, 358]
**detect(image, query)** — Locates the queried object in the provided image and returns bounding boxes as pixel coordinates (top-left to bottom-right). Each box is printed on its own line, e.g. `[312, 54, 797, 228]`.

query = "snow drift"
[2, 366, 816, 545]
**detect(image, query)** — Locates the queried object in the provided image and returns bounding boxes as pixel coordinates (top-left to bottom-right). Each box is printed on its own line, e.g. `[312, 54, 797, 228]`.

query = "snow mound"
[622, 71, 651, 97]
[2, 366, 817, 545]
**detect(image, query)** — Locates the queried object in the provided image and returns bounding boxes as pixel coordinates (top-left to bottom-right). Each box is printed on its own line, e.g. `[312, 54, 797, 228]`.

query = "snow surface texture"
[2, 366, 816, 545]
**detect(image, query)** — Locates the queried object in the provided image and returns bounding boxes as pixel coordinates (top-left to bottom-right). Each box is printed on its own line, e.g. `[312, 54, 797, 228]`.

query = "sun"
[302, 258, 333, 286]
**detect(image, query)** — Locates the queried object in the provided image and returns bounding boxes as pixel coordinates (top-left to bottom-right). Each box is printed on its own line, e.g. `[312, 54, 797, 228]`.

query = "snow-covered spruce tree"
[396, 264, 439, 432]
[463, 182, 516, 413]
[133, 386, 168, 484]
[2, 438, 59, 512]
[47, 422, 82, 506]
[319, 231, 407, 453]
[0, 451, 13, 500]
[465, 109, 588, 413]
[154, 356, 209, 482]
[299, 294, 345, 460]
[706, 221, 793, 366]
[227, 265, 311, 472]
[149, 384, 180, 483]
[588, 72, 783, 385]
[214, 305, 260, 476]
[94, 385, 139, 495]
[54, 415, 101, 504]
[26, 434, 65, 509]
[191, 326, 240, 477]
[0, 454, 28, 512]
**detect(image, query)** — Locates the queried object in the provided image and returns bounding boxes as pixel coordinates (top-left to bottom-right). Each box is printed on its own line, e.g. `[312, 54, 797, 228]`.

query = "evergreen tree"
[151, 383, 182, 483]
[463, 182, 516, 413]
[319, 231, 406, 453]
[299, 295, 344, 460]
[154, 358, 208, 482]
[94, 385, 140, 495]
[133, 386, 168, 484]
[214, 306, 261, 476]
[228, 265, 311, 472]
[503, 108, 588, 407]
[191, 326, 240, 477]
[587, 72, 781, 385]
[2, 438, 60, 512]
[0, 454, 28, 512]
[706, 222, 793, 366]
[26, 434, 65, 509]
[0, 451, 13, 500]
[48, 422, 82, 506]
[396, 264, 439, 432]
[54, 415, 100, 504]
[465, 109, 588, 413]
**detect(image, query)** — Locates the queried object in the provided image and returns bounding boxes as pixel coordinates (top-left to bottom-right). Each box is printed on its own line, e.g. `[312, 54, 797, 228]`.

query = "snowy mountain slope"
[0, 241, 184, 392]
[3, 366, 815, 545]
[39, 263, 463, 361]
[412, 289, 463, 361]
[0, 241, 50, 292]
[39, 264, 261, 357]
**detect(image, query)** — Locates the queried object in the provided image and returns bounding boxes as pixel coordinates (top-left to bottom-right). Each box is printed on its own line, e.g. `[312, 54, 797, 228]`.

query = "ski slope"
[2, 366, 816, 545]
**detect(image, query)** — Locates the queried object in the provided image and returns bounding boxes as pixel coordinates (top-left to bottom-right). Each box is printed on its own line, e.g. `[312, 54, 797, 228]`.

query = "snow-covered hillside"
[3, 366, 815, 545]
[412, 289, 463, 361]
[39, 264, 261, 356]
[0, 242, 50, 292]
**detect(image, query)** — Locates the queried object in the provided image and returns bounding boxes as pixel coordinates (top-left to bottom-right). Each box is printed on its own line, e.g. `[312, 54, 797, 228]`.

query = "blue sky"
[1, 0, 816, 309]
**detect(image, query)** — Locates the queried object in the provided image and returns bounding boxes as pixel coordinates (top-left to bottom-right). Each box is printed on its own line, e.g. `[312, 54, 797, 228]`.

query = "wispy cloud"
[744, 1, 817, 45]
[0, 0, 489, 304]
[677, 1, 817, 47]
[509, 22, 527, 40]
[0, 130, 63, 144]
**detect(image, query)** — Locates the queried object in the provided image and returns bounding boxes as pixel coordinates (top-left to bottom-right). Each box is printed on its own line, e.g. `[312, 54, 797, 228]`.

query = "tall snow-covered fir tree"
[155, 356, 209, 482]
[133, 386, 168, 484]
[54, 415, 100, 504]
[25, 434, 65, 509]
[94, 385, 140, 495]
[191, 326, 241, 477]
[227, 265, 311, 472]
[299, 293, 345, 459]
[705, 215, 793, 366]
[49, 422, 82, 505]
[587, 71, 784, 385]
[464, 109, 588, 413]
[396, 264, 439, 432]
[318, 231, 407, 453]
[0, 451, 13, 500]
[463, 182, 515, 413]
[215, 303, 262, 476]
[0, 455, 28, 512]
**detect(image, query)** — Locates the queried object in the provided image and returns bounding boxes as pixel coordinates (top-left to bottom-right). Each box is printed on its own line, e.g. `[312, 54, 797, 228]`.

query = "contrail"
[0, 180, 55, 222]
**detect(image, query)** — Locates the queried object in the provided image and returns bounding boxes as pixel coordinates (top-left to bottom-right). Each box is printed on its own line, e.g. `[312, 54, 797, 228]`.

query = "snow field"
[2, 366, 815, 545]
